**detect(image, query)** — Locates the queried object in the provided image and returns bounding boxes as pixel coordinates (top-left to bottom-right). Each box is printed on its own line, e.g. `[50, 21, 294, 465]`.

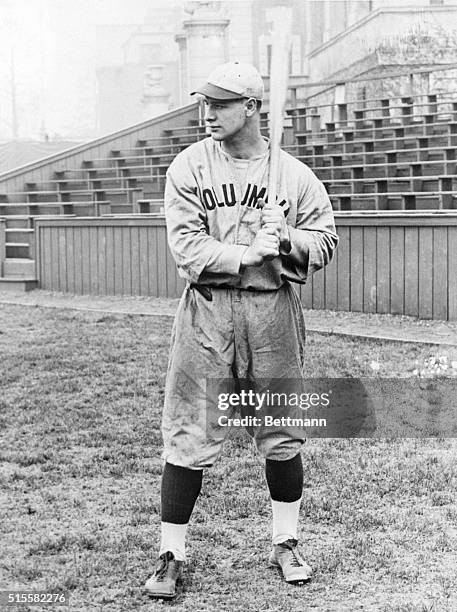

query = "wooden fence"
[35, 216, 185, 298]
[304, 213, 457, 320]
[35, 213, 457, 320]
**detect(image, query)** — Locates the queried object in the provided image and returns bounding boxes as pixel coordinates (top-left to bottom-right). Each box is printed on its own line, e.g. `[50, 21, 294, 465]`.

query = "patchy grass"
[0, 303, 456, 612]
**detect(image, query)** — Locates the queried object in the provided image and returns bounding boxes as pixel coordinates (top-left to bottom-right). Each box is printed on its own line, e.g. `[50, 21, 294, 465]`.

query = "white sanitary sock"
[271, 499, 301, 545]
[159, 522, 188, 561]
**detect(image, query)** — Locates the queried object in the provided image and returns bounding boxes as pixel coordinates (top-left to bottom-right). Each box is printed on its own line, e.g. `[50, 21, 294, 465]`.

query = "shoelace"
[289, 548, 305, 567]
[280, 540, 305, 567]
[155, 554, 171, 582]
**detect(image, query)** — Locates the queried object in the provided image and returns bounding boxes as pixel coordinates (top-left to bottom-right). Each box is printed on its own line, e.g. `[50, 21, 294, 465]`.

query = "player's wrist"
[240, 246, 259, 268]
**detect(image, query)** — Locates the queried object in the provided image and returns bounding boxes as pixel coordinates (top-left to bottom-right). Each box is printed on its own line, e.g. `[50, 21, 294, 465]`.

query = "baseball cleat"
[144, 551, 183, 599]
[268, 538, 312, 585]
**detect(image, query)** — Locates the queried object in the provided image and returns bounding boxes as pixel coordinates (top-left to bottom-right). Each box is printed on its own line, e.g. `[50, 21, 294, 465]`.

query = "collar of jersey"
[216, 137, 270, 162]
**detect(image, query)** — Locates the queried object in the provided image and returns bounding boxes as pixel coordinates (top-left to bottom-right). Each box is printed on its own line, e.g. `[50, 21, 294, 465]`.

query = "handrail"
[289, 85, 457, 114]
[296, 120, 456, 140]
[0, 102, 199, 183]
[289, 94, 457, 117]
[293, 144, 452, 161]
[296, 64, 457, 93]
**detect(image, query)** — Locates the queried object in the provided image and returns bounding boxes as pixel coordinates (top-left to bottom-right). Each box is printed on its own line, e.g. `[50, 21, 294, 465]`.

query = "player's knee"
[162, 448, 220, 470]
[257, 437, 305, 461]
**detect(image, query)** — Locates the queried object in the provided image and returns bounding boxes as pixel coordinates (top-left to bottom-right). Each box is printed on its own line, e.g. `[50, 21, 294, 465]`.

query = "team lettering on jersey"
[202, 182, 289, 215]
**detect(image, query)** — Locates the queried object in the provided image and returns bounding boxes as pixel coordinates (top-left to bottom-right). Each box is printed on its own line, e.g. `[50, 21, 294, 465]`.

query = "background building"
[1, 1, 457, 140]
[95, 0, 457, 133]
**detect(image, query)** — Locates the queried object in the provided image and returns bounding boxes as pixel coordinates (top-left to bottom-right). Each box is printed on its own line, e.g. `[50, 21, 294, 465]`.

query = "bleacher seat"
[1, 88, 457, 289]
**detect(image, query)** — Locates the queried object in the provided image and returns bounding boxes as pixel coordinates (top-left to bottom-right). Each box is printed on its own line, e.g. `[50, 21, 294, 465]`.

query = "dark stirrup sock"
[161, 462, 203, 524]
[265, 453, 304, 503]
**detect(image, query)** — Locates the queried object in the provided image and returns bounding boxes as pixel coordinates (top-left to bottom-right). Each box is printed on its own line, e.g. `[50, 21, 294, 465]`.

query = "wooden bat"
[267, 6, 293, 208]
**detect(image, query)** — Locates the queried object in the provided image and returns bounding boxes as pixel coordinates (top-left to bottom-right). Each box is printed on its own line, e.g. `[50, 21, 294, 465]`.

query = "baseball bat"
[267, 6, 293, 208]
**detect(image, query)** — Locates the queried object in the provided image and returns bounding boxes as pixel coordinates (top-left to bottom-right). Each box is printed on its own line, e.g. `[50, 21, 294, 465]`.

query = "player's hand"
[241, 229, 280, 267]
[258, 198, 291, 252]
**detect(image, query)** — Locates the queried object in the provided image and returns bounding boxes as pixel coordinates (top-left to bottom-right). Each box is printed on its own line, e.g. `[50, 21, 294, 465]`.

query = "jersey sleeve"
[164, 154, 248, 283]
[280, 164, 338, 283]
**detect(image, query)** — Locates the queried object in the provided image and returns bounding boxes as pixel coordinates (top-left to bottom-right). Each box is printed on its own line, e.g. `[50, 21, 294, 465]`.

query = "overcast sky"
[0, 0, 172, 140]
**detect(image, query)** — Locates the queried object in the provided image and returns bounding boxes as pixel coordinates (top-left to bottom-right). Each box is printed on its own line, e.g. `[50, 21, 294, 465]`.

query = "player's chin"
[209, 131, 225, 141]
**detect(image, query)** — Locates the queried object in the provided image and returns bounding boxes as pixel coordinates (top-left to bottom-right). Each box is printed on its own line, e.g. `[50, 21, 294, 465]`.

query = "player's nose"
[204, 107, 216, 122]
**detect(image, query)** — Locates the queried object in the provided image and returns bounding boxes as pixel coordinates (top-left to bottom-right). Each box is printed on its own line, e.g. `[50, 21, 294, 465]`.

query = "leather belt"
[189, 283, 213, 301]
[189, 283, 279, 301]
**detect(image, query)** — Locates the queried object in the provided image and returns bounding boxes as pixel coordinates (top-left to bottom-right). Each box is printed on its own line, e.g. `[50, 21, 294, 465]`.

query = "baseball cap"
[191, 62, 264, 101]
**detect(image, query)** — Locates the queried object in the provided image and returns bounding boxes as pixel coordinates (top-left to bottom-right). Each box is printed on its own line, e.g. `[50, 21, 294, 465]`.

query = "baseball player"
[144, 62, 338, 599]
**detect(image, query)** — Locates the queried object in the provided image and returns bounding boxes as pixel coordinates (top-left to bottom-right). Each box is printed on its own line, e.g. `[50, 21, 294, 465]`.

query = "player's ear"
[244, 97, 257, 117]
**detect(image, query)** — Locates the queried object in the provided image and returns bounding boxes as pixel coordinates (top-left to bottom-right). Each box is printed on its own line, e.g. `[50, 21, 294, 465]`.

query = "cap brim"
[190, 83, 244, 100]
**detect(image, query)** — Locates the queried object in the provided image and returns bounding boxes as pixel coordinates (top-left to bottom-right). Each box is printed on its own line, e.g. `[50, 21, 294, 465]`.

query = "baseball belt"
[189, 283, 281, 301]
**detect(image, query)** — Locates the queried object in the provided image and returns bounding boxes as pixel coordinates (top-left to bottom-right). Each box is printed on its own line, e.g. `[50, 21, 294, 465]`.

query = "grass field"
[1, 303, 456, 612]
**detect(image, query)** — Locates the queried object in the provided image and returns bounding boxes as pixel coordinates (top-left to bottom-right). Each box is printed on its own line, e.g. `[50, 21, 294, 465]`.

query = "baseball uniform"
[162, 136, 338, 469]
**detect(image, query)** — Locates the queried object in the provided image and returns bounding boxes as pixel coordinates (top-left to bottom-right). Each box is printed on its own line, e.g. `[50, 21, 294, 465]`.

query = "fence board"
[138, 227, 149, 296]
[363, 227, 377, 313]
[89, 227, 99, 295]
[74, 227, 83, 294]
[66, 227, 75, 294]
[432, 228, 448, 320]
[97, 227, 106, 295]
[390, 227, 404, 315]
[418, 227, 433, 319]
[81, 226, 91, 294]
[49, 228, 59, 293]
[131, 226, 140, 296]
[41, 227, 52, 290]
[113, 227, 123, 296]
[148, 228, 159, 297]
[58, 228, 68, 293]
[404, 227, 419, 317]
[122, 227, 132, 296]
[376, 227, 390, 314]
[337, 226, 350, 310]
[350, 226, 363, 312]
[157, 228, 168, 297]
[105, 226, 115, 295]
[449, 229, 457, 321]
[49, 229, 57, 290]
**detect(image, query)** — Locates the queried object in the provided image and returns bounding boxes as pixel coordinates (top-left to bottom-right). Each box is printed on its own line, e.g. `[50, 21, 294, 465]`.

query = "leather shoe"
[144, 551, 183, 599]
[269, 538, 312, 584]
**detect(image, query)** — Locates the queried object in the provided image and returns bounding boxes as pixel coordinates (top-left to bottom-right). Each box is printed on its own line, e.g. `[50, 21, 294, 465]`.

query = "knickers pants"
[161, 282, 307, 469]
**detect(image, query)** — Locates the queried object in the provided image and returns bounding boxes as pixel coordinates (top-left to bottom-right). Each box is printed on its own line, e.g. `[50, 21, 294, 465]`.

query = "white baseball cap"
[191, 62, 264, 101]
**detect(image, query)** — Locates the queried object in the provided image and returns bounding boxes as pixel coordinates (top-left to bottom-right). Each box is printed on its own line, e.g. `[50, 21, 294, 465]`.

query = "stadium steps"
[3, 258, 36, 278]
[1, 91, 457, 291]
[0, 276, 38, 291]
[0, 103, 202, 290]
